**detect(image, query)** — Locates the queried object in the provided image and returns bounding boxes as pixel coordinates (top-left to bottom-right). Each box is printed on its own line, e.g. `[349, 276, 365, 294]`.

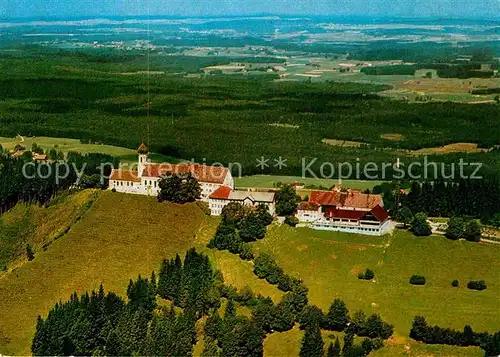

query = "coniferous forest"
[0, 147, 118, 214]
[31, 249, 400, 357]
[31, 248, 500, 357]
[378, 178, 500, 222]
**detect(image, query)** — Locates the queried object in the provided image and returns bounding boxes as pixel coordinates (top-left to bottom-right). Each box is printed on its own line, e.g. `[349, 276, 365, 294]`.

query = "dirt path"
[480, 238, 500, 245]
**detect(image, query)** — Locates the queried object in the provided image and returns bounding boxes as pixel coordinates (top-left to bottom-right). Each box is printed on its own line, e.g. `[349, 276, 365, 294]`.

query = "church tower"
[137, 141, 149, 178]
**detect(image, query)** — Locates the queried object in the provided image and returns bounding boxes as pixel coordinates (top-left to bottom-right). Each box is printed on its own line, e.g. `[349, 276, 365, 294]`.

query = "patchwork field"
[0, 191, 205, 355]
[252, 226, 500, 336]
[1, 52, 499, 180]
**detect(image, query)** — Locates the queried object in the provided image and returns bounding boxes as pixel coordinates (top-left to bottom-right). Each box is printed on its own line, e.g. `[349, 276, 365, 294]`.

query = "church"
[109, 142, 234, 201]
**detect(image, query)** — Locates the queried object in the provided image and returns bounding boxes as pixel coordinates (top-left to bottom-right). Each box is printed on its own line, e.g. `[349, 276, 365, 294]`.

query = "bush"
[410, 213, 432, 236]
[208, 224, 241, 252]
[284, 215, 299, 227]
[467, 280, 487, 291]
[276, 185, 301, 216]
[26, 244, 35, 261]
[451, 279, 459, 287]
[253, 253, 302, 292]
[239, 213, 267, 242]
[409, 315, 500, 355]
[238, 244, 254, 260]
[364, 269, 375, 280]
[445, 217, 465, 240]
[360, 314, 394, 339]
[409, 275, 426, 285]
[464, 221, 481, 242]
[256, 203, 273, 226]
[358, 269, 375, 280]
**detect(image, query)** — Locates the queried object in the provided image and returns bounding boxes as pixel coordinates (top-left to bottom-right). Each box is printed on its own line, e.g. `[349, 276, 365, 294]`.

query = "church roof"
[137, 142, 149, 154]
[142, 163, 228, 184]
[109, 169, 141, 182]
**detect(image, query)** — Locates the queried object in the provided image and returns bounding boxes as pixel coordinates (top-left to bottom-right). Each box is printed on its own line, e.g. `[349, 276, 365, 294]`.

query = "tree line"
[410, 316, 500, 356]
[0, 145, 118, 215]
[208, 201, 273, 259]
[379, 178, 500, 224]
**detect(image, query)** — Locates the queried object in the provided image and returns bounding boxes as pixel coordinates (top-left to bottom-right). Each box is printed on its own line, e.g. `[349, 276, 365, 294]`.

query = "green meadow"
[252, 226, 500, 336]
[234, 175, 384, 190]
[0, 191, 498, 356]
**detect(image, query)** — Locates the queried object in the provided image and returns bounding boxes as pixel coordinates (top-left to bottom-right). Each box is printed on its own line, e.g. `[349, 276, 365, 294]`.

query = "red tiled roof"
[32, 153, 47, 160]
[209, 186, 232, 199]
[325, 207, 366, 220]
[109, 169, 141, 182]
[309, 190, 339, 206]
[298, 201, 320, 211]
[309, 190, 382, 209]
[324, 205, 389, 222]
[142, 163, 228, 184]
[371, 204, 389, 222]
[11, 150, 25, 158]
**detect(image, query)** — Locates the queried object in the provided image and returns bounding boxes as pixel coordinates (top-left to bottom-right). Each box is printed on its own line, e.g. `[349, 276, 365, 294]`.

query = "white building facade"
[296, 189, 392, 236]
[109, 142, 234, 201]
[208, 186, 276, 216]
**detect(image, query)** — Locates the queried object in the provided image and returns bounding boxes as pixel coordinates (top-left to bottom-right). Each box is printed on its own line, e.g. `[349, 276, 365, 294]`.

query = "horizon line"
[2, 13, 499, 22]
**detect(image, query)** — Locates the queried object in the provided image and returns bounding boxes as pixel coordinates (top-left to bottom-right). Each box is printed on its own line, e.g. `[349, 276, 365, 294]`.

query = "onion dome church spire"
[137, 141, 149, 178]
[138, 141, 149, 154]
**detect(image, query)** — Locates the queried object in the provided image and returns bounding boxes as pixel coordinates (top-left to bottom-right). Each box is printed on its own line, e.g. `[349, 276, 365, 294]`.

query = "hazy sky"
[1, 0, 499, 19]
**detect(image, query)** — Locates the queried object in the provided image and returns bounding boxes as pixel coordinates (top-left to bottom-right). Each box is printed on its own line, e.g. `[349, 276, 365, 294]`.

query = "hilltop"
[0, 191, 205, 355]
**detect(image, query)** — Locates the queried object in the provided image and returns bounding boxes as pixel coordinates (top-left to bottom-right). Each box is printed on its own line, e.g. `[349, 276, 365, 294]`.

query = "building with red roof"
[208, 186, 275, 216]
[297, 188, 391, 236]
[109, 142, 234, 199]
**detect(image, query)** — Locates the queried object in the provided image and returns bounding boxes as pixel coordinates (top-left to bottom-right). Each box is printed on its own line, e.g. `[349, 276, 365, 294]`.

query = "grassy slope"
[0, 189, 97, 270]
[252, 226, 500, 354]
[193, 215, 284, 303]
[263, 327, 483, 357]
[0, 191, 204, 355]
[0, 192, 496, 356]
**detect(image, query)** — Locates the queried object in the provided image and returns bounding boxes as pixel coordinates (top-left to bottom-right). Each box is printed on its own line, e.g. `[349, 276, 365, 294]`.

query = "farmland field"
[0, 49, 499, 180]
